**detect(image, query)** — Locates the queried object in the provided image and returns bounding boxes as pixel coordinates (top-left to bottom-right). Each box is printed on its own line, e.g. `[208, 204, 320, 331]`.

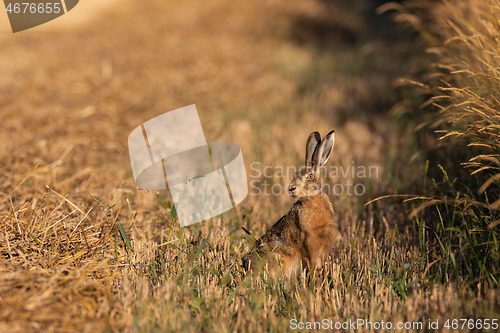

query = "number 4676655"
[443, 319, 498, 330]
[6, 3, 62, 14]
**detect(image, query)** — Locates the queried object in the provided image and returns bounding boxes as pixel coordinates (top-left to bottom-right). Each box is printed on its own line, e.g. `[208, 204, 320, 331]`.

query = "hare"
[242, 130, 340, 277]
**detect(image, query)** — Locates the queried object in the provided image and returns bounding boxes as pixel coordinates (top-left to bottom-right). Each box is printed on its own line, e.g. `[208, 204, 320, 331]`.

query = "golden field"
[0, 0, 499, 331]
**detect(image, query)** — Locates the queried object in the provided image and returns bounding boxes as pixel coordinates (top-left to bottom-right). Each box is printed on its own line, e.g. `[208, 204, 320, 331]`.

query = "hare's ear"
[305, 132, 321, 168]
[312, 130, 335, 172]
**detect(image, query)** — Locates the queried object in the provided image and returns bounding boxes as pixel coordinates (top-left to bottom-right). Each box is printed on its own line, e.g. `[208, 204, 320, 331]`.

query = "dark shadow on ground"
[288, 0, 421, 123]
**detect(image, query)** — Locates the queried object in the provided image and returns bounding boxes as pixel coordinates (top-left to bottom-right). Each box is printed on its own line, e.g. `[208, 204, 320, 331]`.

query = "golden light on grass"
[1, 0, 499, 331]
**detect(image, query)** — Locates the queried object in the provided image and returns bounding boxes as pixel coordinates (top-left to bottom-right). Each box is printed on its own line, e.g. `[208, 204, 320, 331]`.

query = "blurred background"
[0, 0, 420, 221]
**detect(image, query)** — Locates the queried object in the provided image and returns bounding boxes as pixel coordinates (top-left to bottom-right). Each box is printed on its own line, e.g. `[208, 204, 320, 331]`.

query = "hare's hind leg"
[277, 253, 301, 278]
[265, 251, 298, 278]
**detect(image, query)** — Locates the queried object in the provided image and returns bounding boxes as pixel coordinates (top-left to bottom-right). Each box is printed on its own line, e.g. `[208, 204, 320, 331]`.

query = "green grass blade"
[193, 232, 211, 261]
[117, 222, 134, 253]
[171, 202, 178, 219]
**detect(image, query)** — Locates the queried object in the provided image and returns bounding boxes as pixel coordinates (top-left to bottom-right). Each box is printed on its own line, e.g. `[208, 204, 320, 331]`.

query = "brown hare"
[242, 130, 340, 277]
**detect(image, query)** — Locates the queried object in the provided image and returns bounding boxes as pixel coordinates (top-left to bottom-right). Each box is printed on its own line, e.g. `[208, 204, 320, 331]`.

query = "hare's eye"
[306, 173, 314, 180]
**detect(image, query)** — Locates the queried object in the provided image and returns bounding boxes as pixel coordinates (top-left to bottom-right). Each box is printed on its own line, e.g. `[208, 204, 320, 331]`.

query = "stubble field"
[0, 0, 499, 332]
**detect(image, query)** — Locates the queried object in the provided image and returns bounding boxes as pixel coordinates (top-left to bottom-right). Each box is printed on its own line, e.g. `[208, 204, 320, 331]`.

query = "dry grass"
[384, 0, 500, 172]
[383, 0, 500, 291]
[0, 0, 499, 331]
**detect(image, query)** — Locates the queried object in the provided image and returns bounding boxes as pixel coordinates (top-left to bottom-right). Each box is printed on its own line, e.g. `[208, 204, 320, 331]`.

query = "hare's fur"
[242, 130, 340, 276]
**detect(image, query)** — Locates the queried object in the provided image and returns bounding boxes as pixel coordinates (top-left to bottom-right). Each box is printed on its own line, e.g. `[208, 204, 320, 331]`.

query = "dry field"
[0, 0, 499, 332]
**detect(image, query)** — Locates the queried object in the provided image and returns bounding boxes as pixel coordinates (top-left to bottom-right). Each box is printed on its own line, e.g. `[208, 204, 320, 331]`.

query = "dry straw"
[1, 0, 500, 331]
[381, 0, 500, 206]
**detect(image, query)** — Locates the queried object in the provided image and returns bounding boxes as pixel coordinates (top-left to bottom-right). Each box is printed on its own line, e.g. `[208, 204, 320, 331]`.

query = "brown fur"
[242, 130, 340, 276]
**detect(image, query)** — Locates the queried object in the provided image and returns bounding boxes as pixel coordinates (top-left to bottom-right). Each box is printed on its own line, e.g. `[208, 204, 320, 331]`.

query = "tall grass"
[381, 0, 500, 291]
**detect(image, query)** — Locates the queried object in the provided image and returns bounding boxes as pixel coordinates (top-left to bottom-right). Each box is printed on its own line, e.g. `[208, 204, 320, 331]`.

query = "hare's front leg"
[301, 236, 327, 273]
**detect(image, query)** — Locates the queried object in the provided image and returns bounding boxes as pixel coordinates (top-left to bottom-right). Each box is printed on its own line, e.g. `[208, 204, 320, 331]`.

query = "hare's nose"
[288, 185, 296, 192]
